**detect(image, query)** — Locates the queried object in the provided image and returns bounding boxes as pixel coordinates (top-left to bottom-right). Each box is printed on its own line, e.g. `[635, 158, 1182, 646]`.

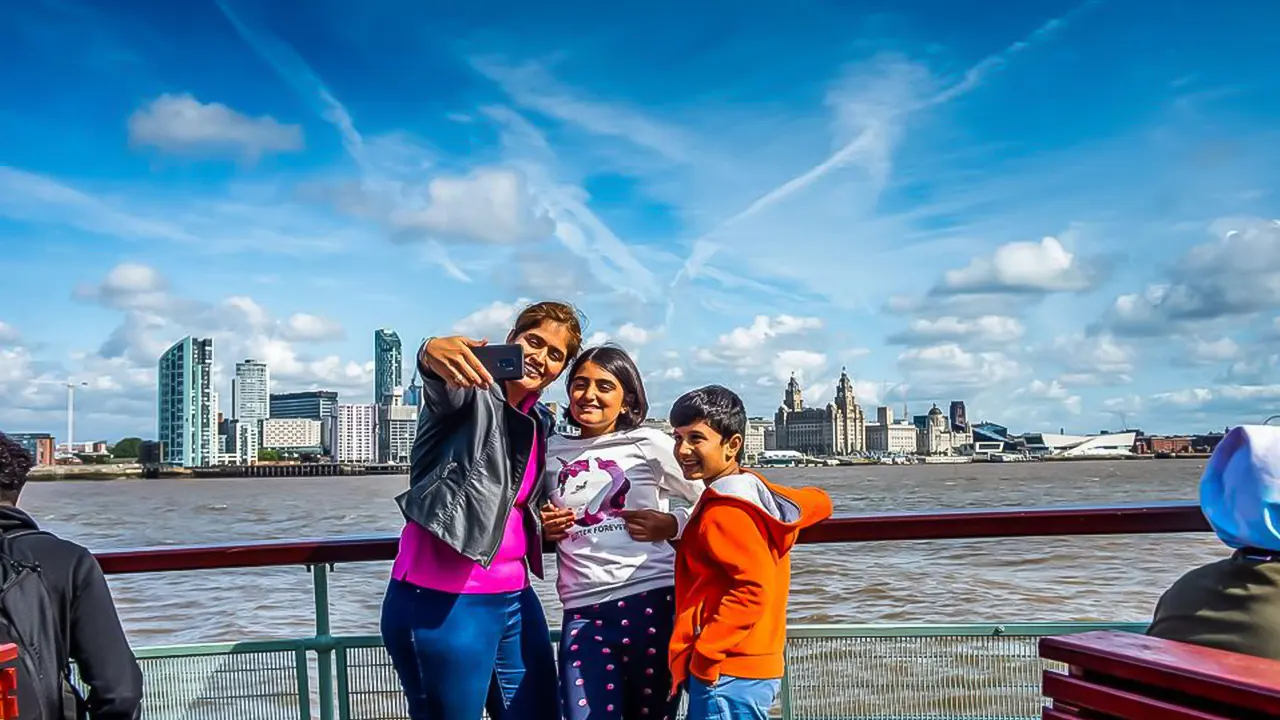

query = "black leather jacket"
[395, 353, 555, 578]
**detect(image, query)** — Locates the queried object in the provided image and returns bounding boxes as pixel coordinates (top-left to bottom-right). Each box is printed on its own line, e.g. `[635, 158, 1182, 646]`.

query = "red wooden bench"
[0, 643, 17, 720]
[1039, 630, 1280, 719]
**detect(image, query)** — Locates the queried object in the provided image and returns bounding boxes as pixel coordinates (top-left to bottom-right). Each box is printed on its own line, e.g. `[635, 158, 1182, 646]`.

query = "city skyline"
[2, 1, 1279, 441]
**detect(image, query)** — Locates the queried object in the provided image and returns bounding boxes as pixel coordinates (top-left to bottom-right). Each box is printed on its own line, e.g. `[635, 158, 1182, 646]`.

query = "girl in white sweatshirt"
[541, 345, 704, 720]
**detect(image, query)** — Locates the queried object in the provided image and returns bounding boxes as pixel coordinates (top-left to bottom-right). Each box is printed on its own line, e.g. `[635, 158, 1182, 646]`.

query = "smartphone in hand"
[471, 344, 525, 382]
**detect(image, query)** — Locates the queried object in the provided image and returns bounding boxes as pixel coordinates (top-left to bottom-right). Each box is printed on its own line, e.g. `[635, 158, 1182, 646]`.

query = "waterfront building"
[157, 336, 217, 468]
[232, 360, 270, 423]
[1020, 431, 1137, 458]
[744, 418, 773, 463]
[917, 404, 974, 456]
[971, 421, 1021, 455]
[9, 433, 54, 465]
[261, 418, 324, 452]
[220, 419, 259, 465]
[378, 388, 417, 464]
[949, 400, 968, 432]
[332, 404, 378, 463]
[374, 329, 402, 406]
[774, 368, 865, 456]
[61, 440, 108, 456]
[763, 426, 777, 452]
[641, 417, 673, 435]
[270, 391, 338, 420]
[270, 390, 339, 454]
[865, 407, 918, 454]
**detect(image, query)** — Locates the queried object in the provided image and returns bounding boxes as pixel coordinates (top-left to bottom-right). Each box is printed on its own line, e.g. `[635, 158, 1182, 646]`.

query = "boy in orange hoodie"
[666, 385, 833, 719]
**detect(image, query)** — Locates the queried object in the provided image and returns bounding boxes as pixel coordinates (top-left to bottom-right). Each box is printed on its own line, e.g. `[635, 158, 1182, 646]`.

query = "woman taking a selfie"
[381, 300, 583, 720]
[541, 344, 705, 720]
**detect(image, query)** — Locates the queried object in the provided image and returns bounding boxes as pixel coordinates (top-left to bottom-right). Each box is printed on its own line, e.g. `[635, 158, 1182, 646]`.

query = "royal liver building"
[774, 368, 866, 457]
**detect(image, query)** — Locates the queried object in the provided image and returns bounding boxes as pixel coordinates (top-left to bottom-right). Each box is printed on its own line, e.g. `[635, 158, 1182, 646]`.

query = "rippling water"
[20, 461, 1223, 647]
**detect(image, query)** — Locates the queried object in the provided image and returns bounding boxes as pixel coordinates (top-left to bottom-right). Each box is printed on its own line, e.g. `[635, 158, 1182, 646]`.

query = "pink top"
[390, 393, 542, 594]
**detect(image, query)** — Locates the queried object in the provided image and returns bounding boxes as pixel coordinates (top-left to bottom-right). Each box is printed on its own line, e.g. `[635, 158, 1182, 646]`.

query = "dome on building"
[928, 404, 944, 416]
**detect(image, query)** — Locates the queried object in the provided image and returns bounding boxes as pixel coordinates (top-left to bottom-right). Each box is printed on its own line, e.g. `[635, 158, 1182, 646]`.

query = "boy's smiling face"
[672, 419, 742, 483]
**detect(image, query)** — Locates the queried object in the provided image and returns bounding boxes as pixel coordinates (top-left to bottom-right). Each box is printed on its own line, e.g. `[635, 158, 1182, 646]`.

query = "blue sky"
[3, 0, 1280, 442]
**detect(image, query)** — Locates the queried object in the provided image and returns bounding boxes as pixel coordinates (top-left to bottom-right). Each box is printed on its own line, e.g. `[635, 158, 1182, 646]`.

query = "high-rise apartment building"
[269, 391, 338, 420]
[261, 418, 324, 451]
[949, 400, 969, 432]
[232, 360, 270, 422]
[374, 329, 402, 406]
[331, 404, 378, 463]
[378, 388, 418, 464]
[158, 336, 216, 467]
[270, 390, 339, 456]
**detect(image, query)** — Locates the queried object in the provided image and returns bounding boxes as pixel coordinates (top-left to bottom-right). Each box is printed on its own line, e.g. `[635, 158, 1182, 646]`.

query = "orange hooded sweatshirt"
[668, 469, 833, 692]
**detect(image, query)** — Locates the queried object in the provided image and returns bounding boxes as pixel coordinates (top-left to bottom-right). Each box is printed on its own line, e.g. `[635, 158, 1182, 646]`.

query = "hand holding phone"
[422, 336, 494, 388]
[470, 344, 526, 382]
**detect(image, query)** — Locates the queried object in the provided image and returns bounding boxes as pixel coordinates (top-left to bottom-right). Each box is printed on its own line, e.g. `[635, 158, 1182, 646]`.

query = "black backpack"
[0, 530, 83, 720]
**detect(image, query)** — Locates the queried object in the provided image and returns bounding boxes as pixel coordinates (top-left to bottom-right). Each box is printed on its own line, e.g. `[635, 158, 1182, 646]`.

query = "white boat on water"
[922, 455, 973, 464]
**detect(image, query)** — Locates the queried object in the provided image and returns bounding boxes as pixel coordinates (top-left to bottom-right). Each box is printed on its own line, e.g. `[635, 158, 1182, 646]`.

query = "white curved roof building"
[1022, 432, 1137, 457]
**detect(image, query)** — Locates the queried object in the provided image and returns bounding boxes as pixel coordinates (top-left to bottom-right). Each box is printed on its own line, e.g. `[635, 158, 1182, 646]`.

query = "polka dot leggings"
[559, 587, 679, 720]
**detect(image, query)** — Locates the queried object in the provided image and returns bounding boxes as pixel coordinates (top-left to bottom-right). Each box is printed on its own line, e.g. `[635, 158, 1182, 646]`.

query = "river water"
[21, 461, 1223, 648]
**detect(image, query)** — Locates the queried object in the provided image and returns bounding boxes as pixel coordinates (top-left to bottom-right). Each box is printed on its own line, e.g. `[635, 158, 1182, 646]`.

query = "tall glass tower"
[374, 329, 402, 405]
[232, 359, 270, 422]
[157, 336, 216, 467]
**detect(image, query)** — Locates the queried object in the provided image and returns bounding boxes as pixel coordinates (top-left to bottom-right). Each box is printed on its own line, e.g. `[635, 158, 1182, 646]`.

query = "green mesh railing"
[93, 622, 1145, 720]
[71, 567, 1150, 719]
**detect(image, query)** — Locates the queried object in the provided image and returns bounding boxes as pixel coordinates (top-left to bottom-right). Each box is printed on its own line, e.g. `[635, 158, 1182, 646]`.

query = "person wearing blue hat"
[1147, 424, 1280, 659]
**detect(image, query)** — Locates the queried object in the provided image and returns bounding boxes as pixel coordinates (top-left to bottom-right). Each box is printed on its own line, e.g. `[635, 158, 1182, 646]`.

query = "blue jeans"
[684, 676, 781, 720]
[379, 579, 557, 719]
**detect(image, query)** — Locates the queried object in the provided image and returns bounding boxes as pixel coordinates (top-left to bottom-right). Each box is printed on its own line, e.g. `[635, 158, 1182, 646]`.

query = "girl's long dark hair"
[563, 344, 648, 433]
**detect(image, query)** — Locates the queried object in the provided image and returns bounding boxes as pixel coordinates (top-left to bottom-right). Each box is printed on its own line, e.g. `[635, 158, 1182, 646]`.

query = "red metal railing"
[1040, 630, 1280, 718]
[0, 643, 17, 720]
[93, 502, 1210, 574]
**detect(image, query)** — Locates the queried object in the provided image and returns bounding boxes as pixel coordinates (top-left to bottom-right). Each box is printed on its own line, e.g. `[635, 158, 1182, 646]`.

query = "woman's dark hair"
[507, 301, 587, 362]
[0, 432, 34, 504]
[669, 385, 747, 462]
[563, 344, 648, 433]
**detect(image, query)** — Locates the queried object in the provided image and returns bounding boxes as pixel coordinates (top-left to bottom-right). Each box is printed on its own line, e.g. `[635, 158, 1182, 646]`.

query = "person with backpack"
[0, 432, 142, 719]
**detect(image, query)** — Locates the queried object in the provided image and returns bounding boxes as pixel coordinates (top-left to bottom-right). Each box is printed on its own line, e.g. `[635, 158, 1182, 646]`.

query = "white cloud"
[389, 167, 555, 245]
[54, 264, 375, 432]
[0, 323, 20, 346]
[1219, 354, 1280, 385]
[451, 299, 529, 340]
[282, 313, 345, 342]
[897, 343, 1024, 394]
[1103, 218, 1280, 335]
[700, 315, 824, 364]
[1049, 333, 1134, 384]
[1185, 336, 1241, 365]
[128, 93, 303, 159]
[1120, 383, 1280, 426]
[937, 237, 1098, 295]
[888, 315, 1025, 346]
[1016, 379, 1083, 415]
[771, 350, 828, 383]
[616, 323, 655, 347]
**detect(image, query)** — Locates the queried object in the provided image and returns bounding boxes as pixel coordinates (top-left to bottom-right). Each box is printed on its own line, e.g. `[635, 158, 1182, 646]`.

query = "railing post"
[311, 564, 336, 720]
[779, 656, 795, 720]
